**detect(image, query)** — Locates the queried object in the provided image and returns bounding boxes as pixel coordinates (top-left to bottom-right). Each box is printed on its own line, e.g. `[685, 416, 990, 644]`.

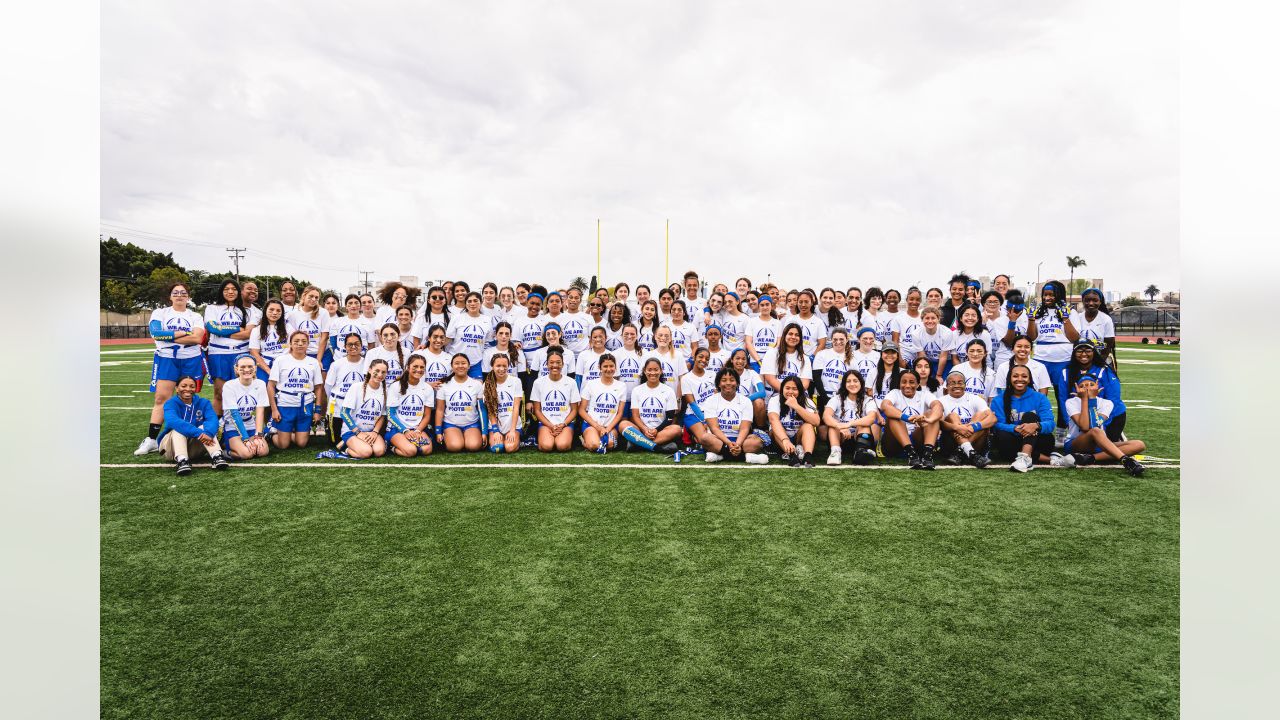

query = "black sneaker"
[175, 459, 192, 477]
[1122, 455, 1145, 477]
[857, 448, 877, 465]
[907, 448, 923, 470]
[1071, 452, 1096, 466]
[971, 452, 990, 469]
[946, 451, 964, 466]
[211, 454, 230, 471]
[788, 453, 802, 468]
[921, 447, 936, 470]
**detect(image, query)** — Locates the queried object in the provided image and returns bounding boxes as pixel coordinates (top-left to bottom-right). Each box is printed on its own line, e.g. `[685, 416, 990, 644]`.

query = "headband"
[1082, 287, 1103, 300]
[725, 292, 739, 300]
[1078, 373, 1099, 383]
[527, 292, 544, 301]
[757, 295, 773, 304]
[856, 327, 875, 337]
[543, 322, 562, 333]
[705, 323, 723, 334]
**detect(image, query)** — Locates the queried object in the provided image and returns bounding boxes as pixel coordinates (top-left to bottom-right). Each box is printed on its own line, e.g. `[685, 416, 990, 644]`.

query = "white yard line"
[100, 461, 1180, 471]
[100, 348, 156, 355]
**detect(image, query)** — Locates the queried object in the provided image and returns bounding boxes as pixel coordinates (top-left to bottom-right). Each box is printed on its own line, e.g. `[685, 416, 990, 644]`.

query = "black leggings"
[1105, 413, 1126, 442]
[992, 430, 1054, 460]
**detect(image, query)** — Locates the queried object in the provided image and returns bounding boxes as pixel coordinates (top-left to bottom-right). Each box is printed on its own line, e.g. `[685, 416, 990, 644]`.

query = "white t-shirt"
[249, 320, 294, 363]
[737, 367, 765, 398]
[826, 394, 879, 425]
[1031, 308, 1073, 363]
[893, 314, 925, 360]
[559, 312, 594, 354]
[866, 311, 895, 346]
[268, 354, 323, 407]
[938, 392, 990, 425]
[744, 316, 781, 358]
[910, 326, 957, 364]
[445, 313, 495, 365]
[985, 314, 1028, 369]
[580, 378, 628, 426]
[680, 371, 718, 419]
[150, 307, 205, 359]
[812, 349, 850, 395]
[636, 322, 658, 352]
[410, 313, 451, 345]
[436, 377, 482, 426]
[324, 357, 367, 402]
[527, 346, 577, 378]
[850, 348, 880, 383]
[530, 375, 581, 425]
[993, 360, 1054, 393]
[600, 323, 629, 352]
[629, 382, 678, 429]
[951, 363, 998, 399]
[759, 348, 813, 387]
[330, 316, 376, 352]
[286, 309, 331, 356]
[481, 346, 527, 374]
[767, 395, 813, 439]
[341, 381, 388, 434]
[412, 349, 454, 386]
[640, 350, 688, 392]
[204, 304, 253, 355]
[388, 378, 435, 431]
[790, 314, 826, 358]
[1064, 396, 1115, 441]
[663, 321, 701, 355]
[1070, 310, 1116, 349]
[883, 389, 938, 435]
[510, 314, 546, 353]
[364, 346, 406, 385]
[488, 375, 525, 433]
[221, 379, 269, 432]
[701, 392, 754, 441]
[705, 347, 732, 375]
[575, 348, 609, 383]
[715, 312, 750, 351]
[613, 351, 645, 392]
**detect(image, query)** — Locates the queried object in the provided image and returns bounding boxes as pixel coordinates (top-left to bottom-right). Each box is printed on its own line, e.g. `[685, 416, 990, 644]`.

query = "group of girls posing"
[135, 271, 1142, 476]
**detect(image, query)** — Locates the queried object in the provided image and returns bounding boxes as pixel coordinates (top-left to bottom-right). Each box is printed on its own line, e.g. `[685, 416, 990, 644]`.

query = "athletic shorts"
[442, 421, 480, 433]
[255, 356, 276, 383]
[321, 350, 335, 372]
[205, 353, 241, 381]
[151, 353, 205, 391]
[276, 404, 315, 433]
[682, 414, 706, 430]
[467, 363, 484, 379]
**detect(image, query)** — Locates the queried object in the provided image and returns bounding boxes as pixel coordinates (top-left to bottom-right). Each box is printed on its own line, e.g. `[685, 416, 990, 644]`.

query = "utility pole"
[226, 247, 246, 281]
[358, 270, 373, 293]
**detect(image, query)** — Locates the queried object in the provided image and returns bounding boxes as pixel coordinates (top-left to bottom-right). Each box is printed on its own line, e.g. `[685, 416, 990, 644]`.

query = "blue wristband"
[971, 422, 981, 432]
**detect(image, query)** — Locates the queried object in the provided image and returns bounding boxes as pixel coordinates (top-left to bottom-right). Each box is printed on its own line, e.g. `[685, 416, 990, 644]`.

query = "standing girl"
[286, 286, 331, 381]
[445, 291, 495, 379]
[1025, 280, 1079, 433]
[365, 324, 407, 386]
[203, 279, 253, 422]
[135, 282, 206, 456]
[663, 300, 701, 356]
[248, 299, 291, 383]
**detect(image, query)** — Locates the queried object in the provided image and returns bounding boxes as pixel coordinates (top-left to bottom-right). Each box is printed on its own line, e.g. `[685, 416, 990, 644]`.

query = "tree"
[247, 274, 314, 302]
[1065, 256, 1087, 295]
[1119, 297, 1144, 308]
[1067, 278, 1090, 295]
[569, 276, 589, 293]
[137, 267, 192, 308]
[1144, 284, 1159, 304]
[589, 275, 598, 294]
[100, 279, 139, 314]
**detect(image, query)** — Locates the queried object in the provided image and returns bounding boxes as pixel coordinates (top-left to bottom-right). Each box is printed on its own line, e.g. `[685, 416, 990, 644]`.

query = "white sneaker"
[826, 447, 843, 466]
[1010, 452, 1033, 473]
[745, 453, 768, 465]
[705, 452, 723, 463]
[1049, 452, 1076, 468]
[134, 437, 159, 456]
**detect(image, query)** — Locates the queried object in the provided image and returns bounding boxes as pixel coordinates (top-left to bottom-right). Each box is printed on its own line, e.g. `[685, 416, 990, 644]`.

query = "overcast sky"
[102, 0, 1177, 297]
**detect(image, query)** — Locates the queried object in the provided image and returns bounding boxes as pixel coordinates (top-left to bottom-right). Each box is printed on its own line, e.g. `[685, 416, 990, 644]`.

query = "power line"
[100, 222, 366, 274]
[358, 270, 373, 293]
[226, 247, 246, 281]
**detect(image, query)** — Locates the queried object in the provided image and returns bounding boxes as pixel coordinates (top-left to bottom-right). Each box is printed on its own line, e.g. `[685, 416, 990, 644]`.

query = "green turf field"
[101, 342, 1179, 718]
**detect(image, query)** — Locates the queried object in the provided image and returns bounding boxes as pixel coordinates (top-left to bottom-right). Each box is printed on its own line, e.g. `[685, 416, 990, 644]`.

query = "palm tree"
[569, 276, 589, 293]
[1144, 284, 1159, 304]
[1066, 256, 1087, 298]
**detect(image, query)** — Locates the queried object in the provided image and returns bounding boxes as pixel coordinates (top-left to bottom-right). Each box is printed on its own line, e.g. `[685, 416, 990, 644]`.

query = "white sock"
[960, 441, 973, 454]
[175, 455, 188, 463]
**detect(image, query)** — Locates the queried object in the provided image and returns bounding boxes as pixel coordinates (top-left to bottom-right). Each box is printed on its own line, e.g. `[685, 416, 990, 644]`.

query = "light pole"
[1035, 262, 1044, 293]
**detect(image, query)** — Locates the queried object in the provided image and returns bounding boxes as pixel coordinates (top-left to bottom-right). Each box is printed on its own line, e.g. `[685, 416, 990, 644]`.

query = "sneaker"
[705, 452, 723, 463]
[210, 454, 230, 471]
[1053, 427, 1068, 445]
[1122, 455, 1145, 477]
[595, 443, 608, 455]
[658, 442, 679, 454]
[521, 436, 538, 448]
[1049, 452, 1076, 468]
[945, 451, 964, 466]
[745, 453, 768, 465]
[174, 458, 192, 477]
[856, 448, 877, 465]
[921, 447, 936, 470]
[788, 453, 802, 468]
[134, 437, 159, 456]
[801, 457, 815, 469]
[1071, 452, 1096, 466]
[826, 448, 843, 466]
[907, 449, 923, 470]
[971, 453, 990, 469]
[1010, 452, 1033, 473]
[780, 452, 792, 463]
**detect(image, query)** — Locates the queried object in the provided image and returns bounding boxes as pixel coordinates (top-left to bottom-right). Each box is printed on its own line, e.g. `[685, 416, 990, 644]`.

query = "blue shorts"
[468, 363, 484, 379]
[205, 353, 241, 382]
[321, 350, 335, 372]
[255, 356, 276, 383]
[276, 404, 315, 433]
[151, 353, 205, 391]
[682, 414, 706, 430]
[441, 421, 480, 433]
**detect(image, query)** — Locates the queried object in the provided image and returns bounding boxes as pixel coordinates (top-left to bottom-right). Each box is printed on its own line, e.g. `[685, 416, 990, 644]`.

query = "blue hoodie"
[991, 387, 1055, 434]
[159, 394, 219, 443]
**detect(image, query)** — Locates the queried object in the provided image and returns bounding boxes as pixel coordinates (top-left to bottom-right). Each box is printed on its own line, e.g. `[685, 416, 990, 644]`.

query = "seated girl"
[1059, 372, 1147, 476]
[620, 358, 684, 453]
[880, 369, 942, 470]
[698, 366, 768, 464]
[579, 354, 627, 454]
[823, 370, 880, 466]
[767, 375, 821, 468]
[991, 365, 1056, 473]
[529, 347, 581, 452]
[937, 370, 996, 468]
[338, 359, 389, 459]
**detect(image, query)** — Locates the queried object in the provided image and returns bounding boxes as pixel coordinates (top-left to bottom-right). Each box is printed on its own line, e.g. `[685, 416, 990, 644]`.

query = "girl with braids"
[374, 281, 420, 327]
[579, 354, 628, 454]
[991, 364, 1056, 473]
[679, 347, 718, 442]
[602, 302, 632, 351]
[760, 323, 812, 396]
[364, 324, 407, 385]
[286, 286, 331, 378]
[870, 341, 903, 403]
[337, 361, 386, 456]
[823, 370, 881, 466]
[937, 370, 996, 468]
[574, 326, 610, 385]
[530, 347, 581, 453]
[412, 286, 451, 338]
[702, 324, 731, 374]
[434, 353, 484, 452]
[743, 294, 781, 371]
[248, 299, 292, 382]
[767, 375, 821, 468]
[850, 328, 880, 384]
[635, 299, 661, 352]
[863, 287, 892, 347]
[844, 287, 866, 331]
[267, 330, 324, 450]
[912, 355, 942, 395]
[483, 353, 524, 453]
[951, 339, 998, 400]
[880, 368, 942, 470]
[663, 300, 701, 355]
[620, 358, 684, 453]
[729, 348, 768, 427]
[948, 303, 986, 372]
[812, 327, 853, 416]
[444, 291, 495, 379]
[386, 354, 435, 457]
[1026, 280, 1079, 434]
[203, 279, 254, 422]
[791, 289, 826, 358]
[640, 325, 687, 393]
[323, 333, 369, 445]
[481, 322, 527, 376]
